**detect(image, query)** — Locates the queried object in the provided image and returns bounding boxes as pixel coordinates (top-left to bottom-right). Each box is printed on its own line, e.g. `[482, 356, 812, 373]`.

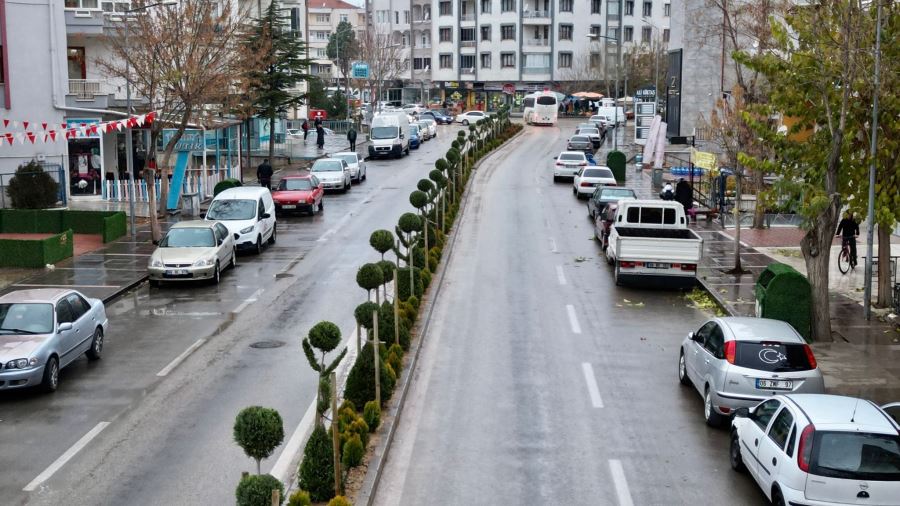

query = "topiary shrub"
[298, 423, 334, 502]
[327, 496, 352, 506]
[386, 345, 403, 377]
[363, 401, 381, 430]
[407, 295, 420, 310]
[354, 301, 380, 333]
[396, 268, 424, 300]
[233, 406, 285, 474]
[214, 177, 242, 196]
[287, 490, 312, 506]
[344, 343, 395, 408]
[302, 321, 347, 419]
[379, 300, 411, 350]
[356, 263, 384, 300]
[7, 161, 59, 209]
[369, 229, 394, 260]
[409, 190, 428, 210]
[606, 151, 627, 184]
[236, 474, 284, 506]
[341, 434, 365, 469]
[420, 269, 432, 290]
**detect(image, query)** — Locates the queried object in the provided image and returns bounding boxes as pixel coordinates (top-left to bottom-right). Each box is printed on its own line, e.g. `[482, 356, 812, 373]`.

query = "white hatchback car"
[573, 166, 617, 198]
[332, 152, 367, 182]
[731, 394, 900, 506]
[552, 151, 588, 182]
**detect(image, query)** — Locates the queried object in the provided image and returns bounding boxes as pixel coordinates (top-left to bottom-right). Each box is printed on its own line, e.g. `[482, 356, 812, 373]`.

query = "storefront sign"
[351, 62, 370, 79]
[161, 129, 204, 152]
[66, 118, 101, 139]
[691, 149, 718, 171]
[502, 83, 516, 95]
[634, 85, 657, 146]
[444, 81, 459, 88]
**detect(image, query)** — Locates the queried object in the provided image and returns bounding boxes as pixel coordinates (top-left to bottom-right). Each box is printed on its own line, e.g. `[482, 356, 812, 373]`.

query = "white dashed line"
[232, 288, 264, 314]
[156, 338, 206, 377]
[566, 304, 581, 334]
[609, 459, 635, 506]
[556, 265, 567, 285]
[581, 363, 604, 408]
[550, 237, 558, 253]
[24, 422, 111, 491]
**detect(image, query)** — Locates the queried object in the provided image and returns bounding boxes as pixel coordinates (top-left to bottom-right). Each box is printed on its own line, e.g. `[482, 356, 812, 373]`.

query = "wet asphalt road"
[374, 120, 768, 505]
[0, 129, 456, 505]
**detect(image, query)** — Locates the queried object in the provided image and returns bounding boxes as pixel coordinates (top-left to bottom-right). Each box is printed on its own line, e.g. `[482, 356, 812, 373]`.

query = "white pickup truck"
[605, 200, 703, 286]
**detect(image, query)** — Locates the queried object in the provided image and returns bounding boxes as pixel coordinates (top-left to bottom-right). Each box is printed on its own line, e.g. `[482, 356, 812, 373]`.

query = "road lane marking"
[556, 265, 567, 285]
[156, 339, 206, 377]
[232, 288, 264, 314]
[550, 237, 558, 253]
[23, 422, 111, 492]
[609, 459, 634, 506]
[317, 212, 354, 242]
[581, 363, 604, 408]
[566, 304, 582, 334]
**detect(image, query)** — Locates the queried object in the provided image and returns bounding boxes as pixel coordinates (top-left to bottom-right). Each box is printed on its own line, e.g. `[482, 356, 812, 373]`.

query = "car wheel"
[771, 488, 786, 506]
[41, 356, 59, 393]
[86, 327, 104, 361]
[704, 386, 724, 427]
[268, 224, 277, 244]
[362, 169, 367, 181]
[678, 351, 691, 386]
[255, 235, 263, 255]
[614, 264, 622, 286]
[572, 187, 577, 196]
[212, 262, 220, 285]
[229, 249, 237, 270]
[730, 432, 746, 472]
[462, 120, 469, 125]
[318, 199, 324, 212]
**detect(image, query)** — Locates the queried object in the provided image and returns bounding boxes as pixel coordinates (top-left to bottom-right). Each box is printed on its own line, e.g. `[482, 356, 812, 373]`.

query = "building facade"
[306, 0, 366, 80]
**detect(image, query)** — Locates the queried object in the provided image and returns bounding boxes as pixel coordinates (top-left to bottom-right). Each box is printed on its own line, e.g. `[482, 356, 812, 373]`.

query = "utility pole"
[863, 0, 882, 321]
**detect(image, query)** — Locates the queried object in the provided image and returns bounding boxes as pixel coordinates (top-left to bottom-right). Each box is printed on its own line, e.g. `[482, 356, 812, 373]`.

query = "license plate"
[645, 262, 671, 269]
[281, 205, 296, 209]
[756, 379, 793, 390]
[165, 269, 187, 275]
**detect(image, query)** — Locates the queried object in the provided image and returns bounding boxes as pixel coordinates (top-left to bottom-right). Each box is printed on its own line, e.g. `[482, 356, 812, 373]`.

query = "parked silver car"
[148, 220, 237, 286]
[0, 288, 108, 392]
[678, 317, 825, 426]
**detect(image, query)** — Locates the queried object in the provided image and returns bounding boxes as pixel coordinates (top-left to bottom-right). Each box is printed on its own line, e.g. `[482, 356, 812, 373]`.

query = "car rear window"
[584, 168, 614, 178]
[811, 431, 900, 481]
[570, 136, 589, 142]
[537, 96, 556, 105]
[559, 153, 584, 161]
[734, 342, 814, 372]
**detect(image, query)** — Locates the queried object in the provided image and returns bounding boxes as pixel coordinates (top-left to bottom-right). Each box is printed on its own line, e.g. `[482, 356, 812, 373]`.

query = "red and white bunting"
[0, 112, 157, 147]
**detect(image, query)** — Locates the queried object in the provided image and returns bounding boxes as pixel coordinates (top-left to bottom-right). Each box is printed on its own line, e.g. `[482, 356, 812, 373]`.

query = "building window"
[290, 8, 302, 38]
[440, 53, 453, 68]
[624, 0, 634, 15]
[663, 28, 670, 43]
[402, 32, 409, 46]
[461, 28, 476, 42]
[460, 54, 476, 72]
[642, 26, 652, 43]
[590, 52, 601, 68]
[558, 24, 573, 40]
[413, 57, 432, 70]
[500, 24, 515, 40]
[65, 0, 100, 8]
[481, 0, 492, 14]
[559, 0, 572, 12]
[439, 1, 451, 16]
[643, 1, 652, 17]
[314, 31, 329, 41]
[590, 25, 601, 37]
[623, 26, 633, 42]
[591, 0, 601, 14]
[500, 52, 515, 68]
[315, 13, 330, 23]
[439, 27, 453, 42]
[608, 27, 619, 41]
[100, 0, 131, 13]
[501, 0, 515, 12]
[340, 13, 348, 22]
[558, 52, 572, 68]
[404, 10, 411, 23]
[481, 52, 491, 68]
[421, 32, 431, 46]
[664, 3, 670, 16]
[376, 10, 389, 23]
[67, 47, 86, 80]
[395, 11, 399, 24]
[481, 25, 491, 41]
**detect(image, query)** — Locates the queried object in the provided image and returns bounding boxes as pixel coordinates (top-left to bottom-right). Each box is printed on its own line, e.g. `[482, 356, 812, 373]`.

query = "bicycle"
[837, 237, 855, 274]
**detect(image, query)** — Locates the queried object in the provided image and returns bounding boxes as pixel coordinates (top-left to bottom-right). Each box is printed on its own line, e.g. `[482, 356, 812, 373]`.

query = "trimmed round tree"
[417, 179, 434, 193]
[233, 406, 285, 474]
[354, 301, 380, 333]
[356, 263, 384, 301]
[302, 321, 347, 419]
[298, 423, 334, 502]
[235, 473, 284, 506]
[435, 158, 450, 174]
[7, 161, 59, 209]
[429, 169, 446, 187]
[369, 229, 394, 260]
[409, 190, 428, 211]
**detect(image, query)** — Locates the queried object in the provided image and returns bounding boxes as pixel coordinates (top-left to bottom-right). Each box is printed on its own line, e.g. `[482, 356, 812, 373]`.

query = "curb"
[101, 274, 150, 305]
[695, 276, 737, 317]
[355, 126, 523, 505]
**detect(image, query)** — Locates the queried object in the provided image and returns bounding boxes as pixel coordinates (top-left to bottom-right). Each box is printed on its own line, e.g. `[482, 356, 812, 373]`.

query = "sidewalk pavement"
[621, 164, 900, 405]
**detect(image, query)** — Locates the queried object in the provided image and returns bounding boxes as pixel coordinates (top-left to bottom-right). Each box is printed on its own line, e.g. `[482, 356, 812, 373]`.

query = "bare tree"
[556, 54, 606, 96]
[356, 25, 407, 107]
[100, 0, 248, 241]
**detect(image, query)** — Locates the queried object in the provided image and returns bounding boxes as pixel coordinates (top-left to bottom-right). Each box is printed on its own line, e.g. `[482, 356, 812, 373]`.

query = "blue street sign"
[352, 62, 370, 79]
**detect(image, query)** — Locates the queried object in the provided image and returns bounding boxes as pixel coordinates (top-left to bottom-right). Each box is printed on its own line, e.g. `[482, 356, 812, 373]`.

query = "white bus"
[522, 90, 558, 126]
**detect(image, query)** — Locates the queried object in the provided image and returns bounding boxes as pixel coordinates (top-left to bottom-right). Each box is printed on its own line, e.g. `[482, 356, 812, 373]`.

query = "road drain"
[250, 340, 286, 349]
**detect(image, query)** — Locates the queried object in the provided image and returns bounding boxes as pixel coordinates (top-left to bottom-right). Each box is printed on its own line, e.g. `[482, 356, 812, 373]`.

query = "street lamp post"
[587, 32, 620, 151]
[863, 0, 883, 320]
[122, 0, 177, 239]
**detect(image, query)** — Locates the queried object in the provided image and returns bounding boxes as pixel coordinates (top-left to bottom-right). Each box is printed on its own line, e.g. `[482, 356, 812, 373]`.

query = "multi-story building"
[307, 0, 366, 81]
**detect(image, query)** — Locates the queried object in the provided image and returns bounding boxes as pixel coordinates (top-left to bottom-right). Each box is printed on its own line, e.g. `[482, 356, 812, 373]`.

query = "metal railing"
[522, 66, 551, 74]
[460, 13, 475, 21]
[68, 79, 103, 100]
[523, 10, 550, 18]
[524, 38, 550, 46]
[102, 170, 228, 202]
[460, 40, 476, 48]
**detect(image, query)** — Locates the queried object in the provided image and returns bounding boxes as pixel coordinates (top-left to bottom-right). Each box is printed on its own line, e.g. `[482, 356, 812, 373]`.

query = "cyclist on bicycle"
[836, 211, 860, 268]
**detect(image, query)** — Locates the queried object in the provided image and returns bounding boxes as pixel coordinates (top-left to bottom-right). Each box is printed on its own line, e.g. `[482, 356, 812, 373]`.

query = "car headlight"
[393, 139, 401, 145]
[150, 258, 163, 268]
[6, 358, 33, 369]
[239, 226, 254, 234]
[193, 257, 215, 267]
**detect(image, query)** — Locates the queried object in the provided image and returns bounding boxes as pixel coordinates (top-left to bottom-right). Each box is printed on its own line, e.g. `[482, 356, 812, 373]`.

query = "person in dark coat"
[347, 125, 357, 151]
[314, 116, 323, 128]
[674, 178, 693, 217]
[257, 159, 273, 189]
[302, 119, 310, 142]
[316, 125, 325, 149]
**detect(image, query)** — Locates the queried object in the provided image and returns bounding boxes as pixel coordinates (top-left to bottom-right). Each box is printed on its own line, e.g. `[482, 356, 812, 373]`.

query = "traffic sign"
[351, 62, 369, 79]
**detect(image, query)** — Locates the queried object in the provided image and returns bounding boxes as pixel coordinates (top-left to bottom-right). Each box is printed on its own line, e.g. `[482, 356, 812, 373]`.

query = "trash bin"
[652, 168, 664, 187]
[754, 262, 812, 341]
[181, 192, 200, 217]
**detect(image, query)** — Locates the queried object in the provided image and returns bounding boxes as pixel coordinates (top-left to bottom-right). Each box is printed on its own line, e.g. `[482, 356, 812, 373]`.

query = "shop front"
[66, 118, 103, 197]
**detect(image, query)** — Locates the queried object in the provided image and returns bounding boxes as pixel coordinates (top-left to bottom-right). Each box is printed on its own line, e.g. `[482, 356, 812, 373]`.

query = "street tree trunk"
[876, 224, 892, 309]
[267, 113, 276, 163]
[800, 198, 841, 342]
[752, 169, 766, 229]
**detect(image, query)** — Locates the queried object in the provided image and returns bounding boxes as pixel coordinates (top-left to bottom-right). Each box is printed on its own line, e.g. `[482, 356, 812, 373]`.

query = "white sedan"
[455, 110, 486, 125]
[573, 167, 616, 197]
[420, 118, 438, 138]
[332, 151, 367, 182]
[148, 220, 236, 286]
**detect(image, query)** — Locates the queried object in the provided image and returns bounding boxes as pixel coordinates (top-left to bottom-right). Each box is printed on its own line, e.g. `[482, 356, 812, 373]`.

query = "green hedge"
[0, 230, 73, 268]
[0, 209, 63, 233]
[0, 209, 126, 243]
[102, 213, 127, 243]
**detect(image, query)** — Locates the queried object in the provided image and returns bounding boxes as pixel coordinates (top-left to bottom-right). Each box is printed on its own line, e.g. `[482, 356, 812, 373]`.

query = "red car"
[272, 175, 324, 215]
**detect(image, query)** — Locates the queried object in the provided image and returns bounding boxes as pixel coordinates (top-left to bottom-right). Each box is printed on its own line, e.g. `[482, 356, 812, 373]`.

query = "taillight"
[681, 263, 697, 271]
[580, 182, 591, 187]
[803, 344, 817, 369]
[798, 424, 815, 472]
[724, 340, 736, 364]
[619, 261, 635, 268]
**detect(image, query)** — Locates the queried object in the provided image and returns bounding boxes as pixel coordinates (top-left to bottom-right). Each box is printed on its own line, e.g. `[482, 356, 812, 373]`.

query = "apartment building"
[307, 0, 367, 79]
[366, 0, 671, 108]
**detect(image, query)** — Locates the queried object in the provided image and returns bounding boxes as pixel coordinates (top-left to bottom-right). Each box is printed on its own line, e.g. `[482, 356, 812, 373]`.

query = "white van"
[597, 106, 626, 127]
[205, 186, 276, 255]
[368, 111, 410, 158]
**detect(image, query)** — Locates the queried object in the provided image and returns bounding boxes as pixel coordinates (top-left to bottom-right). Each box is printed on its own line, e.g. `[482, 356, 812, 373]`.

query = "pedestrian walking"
[301, 119, 309, 142]
[674, 178, 693, 220]
[257, 158, 273, 190]
[316, 125, 325, 150]
[836, 211, 860, 268]
[347, 125, 358, 152]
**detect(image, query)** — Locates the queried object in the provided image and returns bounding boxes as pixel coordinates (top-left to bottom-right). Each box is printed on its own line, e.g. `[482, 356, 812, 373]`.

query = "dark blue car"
[420, 109, 453, 124]
[409, 125, 421, 149]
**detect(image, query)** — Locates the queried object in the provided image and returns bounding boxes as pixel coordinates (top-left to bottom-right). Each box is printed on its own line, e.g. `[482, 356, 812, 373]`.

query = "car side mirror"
[199, 212, 206, 219]
[233, 233, 240, 240]
[688, 331, 697, 341]
[400, 133, 405, 139]
[261, 212, 271, 220]
[217, 238, 224, 246]
[733, 407, 750, 418]
[552, 156, 558, 160]
[58, 322, 73, 333]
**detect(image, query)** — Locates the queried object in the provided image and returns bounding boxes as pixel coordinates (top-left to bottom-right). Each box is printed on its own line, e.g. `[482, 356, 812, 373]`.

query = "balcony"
[460, 40, 476, 49]
[460, 13, 475, 22]
[522, 66, 551, 74]
[523, 38, 551, 49]
[66, 79, 110, 109]
[522, 10, 550, 23]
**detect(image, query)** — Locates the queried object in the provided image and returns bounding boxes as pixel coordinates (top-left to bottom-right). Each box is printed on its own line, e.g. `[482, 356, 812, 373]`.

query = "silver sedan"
[0, 288, 108, 392]
[678, 317, 825, 426]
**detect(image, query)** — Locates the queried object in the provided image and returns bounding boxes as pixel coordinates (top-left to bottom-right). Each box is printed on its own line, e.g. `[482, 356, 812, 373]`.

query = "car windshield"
[422, 119, 435, 125]
[410, 125, 419, 134]
[570, 136, 589, 143]
[811, 431, 900, 481]
[312, 161, 343, 172]
[161, 227, 215, 248]
[334, 154, 357, 165]
[584, 168, 614, 178]
[734, 341, 814, 372]
[559, 153, 585, 161]
[600, 189, 636, 200]
[0, 303, 54, 334]
[371, 126, 398, 139]
[206, 199, 256, 221]
[279, 179, 313, 191]
[537, 96, 556, 105]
